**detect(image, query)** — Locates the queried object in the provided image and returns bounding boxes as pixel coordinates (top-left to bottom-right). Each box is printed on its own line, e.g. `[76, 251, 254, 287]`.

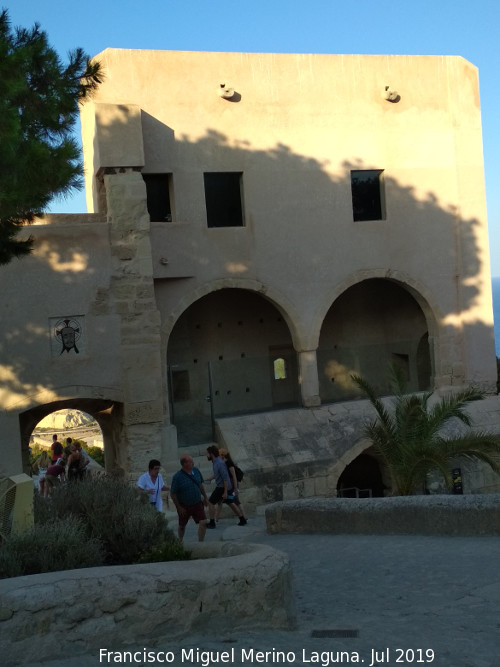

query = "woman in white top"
[33, 450, 51, 495]
[137, 459, 169, 511]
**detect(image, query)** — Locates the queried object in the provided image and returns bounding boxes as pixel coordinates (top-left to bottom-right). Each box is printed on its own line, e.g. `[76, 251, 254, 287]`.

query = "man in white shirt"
[137, 459, 168, 511]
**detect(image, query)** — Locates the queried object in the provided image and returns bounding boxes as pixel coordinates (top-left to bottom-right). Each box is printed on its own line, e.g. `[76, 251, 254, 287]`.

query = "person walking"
[219, 447, 247, 522]
[44, 455, 67, 496]
[169, 454, 208, 542]
[33, 450, 51, 495]
[206, 445, 247, 528]
[137, 459, 168, 511]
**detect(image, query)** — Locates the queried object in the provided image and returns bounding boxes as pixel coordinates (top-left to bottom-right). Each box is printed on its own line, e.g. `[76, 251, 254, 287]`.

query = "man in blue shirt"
[170, 454, 208, 542]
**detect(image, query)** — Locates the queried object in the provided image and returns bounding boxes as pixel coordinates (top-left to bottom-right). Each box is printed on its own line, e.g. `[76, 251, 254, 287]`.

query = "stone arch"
[164, 284, 302, 444]
[161, 278, 307, 351]
[317, 272, 438, 401]
[310, 269, 442, 351]
[18, 389, 125, 475]
[336, 451, 387, 497]
[327, 438, 391, 496]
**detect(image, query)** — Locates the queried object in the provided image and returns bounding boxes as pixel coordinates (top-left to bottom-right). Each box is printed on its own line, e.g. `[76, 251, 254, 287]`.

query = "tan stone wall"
[83, 50, 495, 393]
[0, 50, 496, 483]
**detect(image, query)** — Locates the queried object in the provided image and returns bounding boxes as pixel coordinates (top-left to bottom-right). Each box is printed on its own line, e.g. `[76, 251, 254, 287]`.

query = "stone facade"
[0, 50, 498, 495]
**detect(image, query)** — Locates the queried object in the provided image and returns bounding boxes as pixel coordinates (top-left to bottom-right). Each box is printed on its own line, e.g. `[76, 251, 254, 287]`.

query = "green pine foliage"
[0, 9, 102, 263]
[352, 364, 500, 495]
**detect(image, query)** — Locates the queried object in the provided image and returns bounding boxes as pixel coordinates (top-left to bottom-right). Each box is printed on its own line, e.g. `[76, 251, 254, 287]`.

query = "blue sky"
[7, 0, 500, 274]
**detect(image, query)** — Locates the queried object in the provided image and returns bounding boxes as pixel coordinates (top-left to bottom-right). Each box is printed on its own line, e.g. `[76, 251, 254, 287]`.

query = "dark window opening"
[204, 172, 244, 228]
[351, 169, 385, 221]
[142, 173, 173, 222]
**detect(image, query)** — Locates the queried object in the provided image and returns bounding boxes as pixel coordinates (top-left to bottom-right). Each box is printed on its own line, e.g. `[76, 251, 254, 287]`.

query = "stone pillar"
[104, 169, 167, 474]
[298, 350, 321, 407]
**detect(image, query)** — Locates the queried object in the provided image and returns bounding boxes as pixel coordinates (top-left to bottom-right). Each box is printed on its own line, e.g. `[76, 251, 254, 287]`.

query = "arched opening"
[19, 399, 125, 476]
[30, 409, 105, 483]
[337, 452, 386, 498]
[318, 278, 432, 402]
[167, 288, 298, 444]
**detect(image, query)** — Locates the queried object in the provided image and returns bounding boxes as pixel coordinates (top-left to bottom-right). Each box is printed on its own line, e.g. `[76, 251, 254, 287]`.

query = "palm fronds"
[351, 365, 500, 495]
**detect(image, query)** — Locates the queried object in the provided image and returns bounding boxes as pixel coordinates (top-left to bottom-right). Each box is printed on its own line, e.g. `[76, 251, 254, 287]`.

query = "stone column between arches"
[298, 349, 321, 407]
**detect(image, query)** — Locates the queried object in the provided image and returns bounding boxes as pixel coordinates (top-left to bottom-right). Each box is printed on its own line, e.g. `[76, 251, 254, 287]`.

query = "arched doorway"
[19, 399, 125, 475]
[337, 452, 386, 497]
[318, 278, 432, 402]
[167, 288, 298, 444]
[30, 409, 105, 473]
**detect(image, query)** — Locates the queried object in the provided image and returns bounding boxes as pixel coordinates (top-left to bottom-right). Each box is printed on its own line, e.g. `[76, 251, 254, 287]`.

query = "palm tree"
[352, 366, 500, 496]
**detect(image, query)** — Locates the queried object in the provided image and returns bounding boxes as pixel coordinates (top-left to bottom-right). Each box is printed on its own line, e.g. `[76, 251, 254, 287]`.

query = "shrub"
[0, 516, 103, 579]
[36, 475, 179, 564]
[85, 445, 105, 467]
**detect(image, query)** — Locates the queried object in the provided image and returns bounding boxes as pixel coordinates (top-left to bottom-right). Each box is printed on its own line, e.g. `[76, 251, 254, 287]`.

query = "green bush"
[0, 516, 103, 579]
[84, 445, 105, 467]
[36, 475, 181, 565]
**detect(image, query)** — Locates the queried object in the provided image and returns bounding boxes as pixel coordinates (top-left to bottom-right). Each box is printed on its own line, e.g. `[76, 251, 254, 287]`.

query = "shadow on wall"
[0, 108, 495, 470]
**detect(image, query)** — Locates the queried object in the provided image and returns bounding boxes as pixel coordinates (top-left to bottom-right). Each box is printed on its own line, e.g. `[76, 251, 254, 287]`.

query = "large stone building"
[1, 50, 498, 501]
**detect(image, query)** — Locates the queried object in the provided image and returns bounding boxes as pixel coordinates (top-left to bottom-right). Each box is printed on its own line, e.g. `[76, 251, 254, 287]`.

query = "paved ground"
[24, 509, 500, 667]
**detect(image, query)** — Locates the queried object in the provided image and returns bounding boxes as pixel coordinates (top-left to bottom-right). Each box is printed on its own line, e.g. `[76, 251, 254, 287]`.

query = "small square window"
[204, 172, 244, 228]
[351, 170, 385, 221]
[142, 173, 173, 222]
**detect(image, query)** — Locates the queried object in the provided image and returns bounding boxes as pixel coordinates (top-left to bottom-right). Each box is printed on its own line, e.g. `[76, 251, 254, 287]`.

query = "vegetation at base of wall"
[0, 516, 104, 579]
[352, 364, 500, 496]
[138, 541, 192, 563]
[34, 475, 186, 566]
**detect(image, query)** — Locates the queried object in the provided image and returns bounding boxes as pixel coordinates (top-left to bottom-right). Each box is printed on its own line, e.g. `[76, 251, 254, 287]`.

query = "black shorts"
[209, 487, 238, 505]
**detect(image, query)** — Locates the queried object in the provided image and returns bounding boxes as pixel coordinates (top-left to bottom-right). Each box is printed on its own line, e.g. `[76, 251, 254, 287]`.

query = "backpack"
[234, 465, 244, 482]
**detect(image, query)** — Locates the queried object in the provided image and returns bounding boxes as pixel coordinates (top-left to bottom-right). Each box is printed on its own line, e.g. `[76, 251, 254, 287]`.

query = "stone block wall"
[0, 542, 294, 665]
[265, 495, 500, 536]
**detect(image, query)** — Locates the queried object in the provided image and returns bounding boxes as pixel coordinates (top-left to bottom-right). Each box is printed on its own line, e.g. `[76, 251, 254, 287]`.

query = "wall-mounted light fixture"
[382, 85, 400, 103]
[218, 83, 236, 100]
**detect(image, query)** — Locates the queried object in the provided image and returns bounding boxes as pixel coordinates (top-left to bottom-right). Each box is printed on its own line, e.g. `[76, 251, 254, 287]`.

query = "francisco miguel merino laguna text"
[99, 646, 435, 664]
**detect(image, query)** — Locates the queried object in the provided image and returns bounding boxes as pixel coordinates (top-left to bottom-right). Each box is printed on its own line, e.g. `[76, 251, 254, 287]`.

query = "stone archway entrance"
[19, 399, 125, 475]
[337, 452, 386, 498]
[167, 288, 298, 445]
[318, 278, 433, 403]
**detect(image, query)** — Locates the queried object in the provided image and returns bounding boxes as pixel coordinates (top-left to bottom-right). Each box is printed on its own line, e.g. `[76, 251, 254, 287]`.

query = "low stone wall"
[265, 494, 500, 536]
[0, 542, 294, 665]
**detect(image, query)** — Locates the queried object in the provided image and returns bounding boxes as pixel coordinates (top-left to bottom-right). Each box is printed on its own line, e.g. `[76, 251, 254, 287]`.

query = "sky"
[6, 0, 500, 274]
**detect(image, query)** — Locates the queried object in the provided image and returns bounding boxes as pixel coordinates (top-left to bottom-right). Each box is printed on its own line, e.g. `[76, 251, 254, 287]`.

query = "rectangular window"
[350, 169, 385, 221]
[204, 172, 244, 228]
[142, 173, 173, 222]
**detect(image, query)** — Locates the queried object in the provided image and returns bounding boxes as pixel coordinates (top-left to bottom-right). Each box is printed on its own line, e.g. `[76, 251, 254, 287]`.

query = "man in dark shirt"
[170, 455, 208, 542]
[50, 434, 63, 463]
[44, 456, 66, 496]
